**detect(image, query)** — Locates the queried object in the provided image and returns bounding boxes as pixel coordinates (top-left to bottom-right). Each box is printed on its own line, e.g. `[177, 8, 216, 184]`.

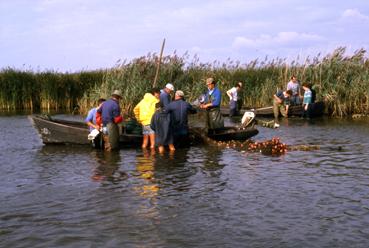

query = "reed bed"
[0, 68, 104, 112]
[1, 47, 368, 117]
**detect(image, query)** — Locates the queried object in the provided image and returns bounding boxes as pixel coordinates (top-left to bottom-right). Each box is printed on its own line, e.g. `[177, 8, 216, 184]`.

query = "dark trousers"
[229, 100, 238, 117]
[302, 104, 312, 118]
[103, 123, 119, 151]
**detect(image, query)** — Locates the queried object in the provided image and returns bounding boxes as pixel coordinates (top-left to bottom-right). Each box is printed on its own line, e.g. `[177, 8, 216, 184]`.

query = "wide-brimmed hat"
[112, 90, 122, 98]
[165, 83, 174, 91]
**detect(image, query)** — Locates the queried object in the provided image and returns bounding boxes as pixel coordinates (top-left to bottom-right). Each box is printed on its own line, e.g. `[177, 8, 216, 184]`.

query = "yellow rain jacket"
[134, 93, 159, 126]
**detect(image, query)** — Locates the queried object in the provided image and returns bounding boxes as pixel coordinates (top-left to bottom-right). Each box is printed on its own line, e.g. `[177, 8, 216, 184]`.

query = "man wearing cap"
[160, 83, 174, 108]
[166, 90, 197, 146]
[96, 90, 123, 151]
[200, 78, 224, 130]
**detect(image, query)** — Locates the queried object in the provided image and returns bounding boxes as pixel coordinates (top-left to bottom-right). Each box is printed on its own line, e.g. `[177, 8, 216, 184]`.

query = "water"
[1, 115, 369, 247]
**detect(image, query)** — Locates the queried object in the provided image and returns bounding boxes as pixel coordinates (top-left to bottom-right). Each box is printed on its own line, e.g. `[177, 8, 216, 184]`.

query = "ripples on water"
[0, 115, 369, 247]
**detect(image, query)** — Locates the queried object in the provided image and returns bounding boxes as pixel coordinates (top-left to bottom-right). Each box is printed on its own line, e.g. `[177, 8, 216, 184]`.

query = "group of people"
[273, 75, 316, 128]
[133, 83, 197, 153]
[85, 83, 200, 152]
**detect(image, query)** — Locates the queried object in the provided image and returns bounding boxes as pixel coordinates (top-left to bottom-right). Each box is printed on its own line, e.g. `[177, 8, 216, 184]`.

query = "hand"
[304, 105, 308, 111]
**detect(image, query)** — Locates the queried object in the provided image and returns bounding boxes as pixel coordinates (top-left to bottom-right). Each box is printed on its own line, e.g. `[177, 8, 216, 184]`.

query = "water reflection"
[91, 150, 127, 182]
[134, 149, 159, 199]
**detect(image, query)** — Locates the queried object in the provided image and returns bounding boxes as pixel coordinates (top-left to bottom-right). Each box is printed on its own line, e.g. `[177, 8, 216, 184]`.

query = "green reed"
[1, 47, 368, 117]
[0, 68, 104, 112]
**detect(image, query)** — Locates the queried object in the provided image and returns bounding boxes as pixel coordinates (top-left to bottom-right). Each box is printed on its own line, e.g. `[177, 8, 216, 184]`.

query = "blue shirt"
[166, 99, 197, 135]
[275, 90, 288, 103]
[97, 98, 121, 126]
[85, 107, 98, 131]
[303, 89, 312, 104]
[160, 90, 171, 108]
[205, 87, 221, 108]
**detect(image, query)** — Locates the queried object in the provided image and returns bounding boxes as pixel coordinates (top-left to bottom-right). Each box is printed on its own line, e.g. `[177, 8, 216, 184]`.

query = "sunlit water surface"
[1, 115, 368, 247]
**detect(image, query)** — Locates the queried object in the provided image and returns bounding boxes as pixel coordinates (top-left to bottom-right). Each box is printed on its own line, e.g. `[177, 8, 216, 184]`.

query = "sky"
[1, 0, 369, 72]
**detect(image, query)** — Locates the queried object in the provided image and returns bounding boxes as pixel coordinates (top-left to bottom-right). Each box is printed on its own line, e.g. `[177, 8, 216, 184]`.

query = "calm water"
[1, 115, 369, 248]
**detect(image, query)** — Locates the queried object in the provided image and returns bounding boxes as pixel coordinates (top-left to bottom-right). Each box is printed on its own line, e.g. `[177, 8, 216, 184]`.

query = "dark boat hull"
[207, 127, 259, 141]
[30, 115, 258, 146]
[29, 115, 142, 146]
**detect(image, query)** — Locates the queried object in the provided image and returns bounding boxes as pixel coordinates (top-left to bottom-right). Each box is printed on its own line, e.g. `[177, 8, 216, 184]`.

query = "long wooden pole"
[153, 38, 166, 88]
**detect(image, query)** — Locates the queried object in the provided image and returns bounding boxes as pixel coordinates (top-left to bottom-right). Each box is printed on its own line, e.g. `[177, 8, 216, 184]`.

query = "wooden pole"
[153, 38, 166, 88]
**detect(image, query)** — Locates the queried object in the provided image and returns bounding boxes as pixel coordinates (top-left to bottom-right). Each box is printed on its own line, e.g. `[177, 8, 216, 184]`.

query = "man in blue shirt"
[160, 83, 174, 108]
[97, 90, 123, 151]
[166, 90, 197, 146]
[200, 78, 224, 130]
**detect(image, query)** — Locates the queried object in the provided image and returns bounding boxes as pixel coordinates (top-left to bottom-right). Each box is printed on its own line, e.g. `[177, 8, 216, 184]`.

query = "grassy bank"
[1, 47, 368, 117]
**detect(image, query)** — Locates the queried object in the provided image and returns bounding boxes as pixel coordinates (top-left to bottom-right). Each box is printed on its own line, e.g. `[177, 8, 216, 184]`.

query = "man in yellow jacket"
[134, 88, 160, 149]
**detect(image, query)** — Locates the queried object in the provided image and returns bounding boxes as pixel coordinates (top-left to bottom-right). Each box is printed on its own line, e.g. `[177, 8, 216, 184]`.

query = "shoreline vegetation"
[1, 47, 368, 117]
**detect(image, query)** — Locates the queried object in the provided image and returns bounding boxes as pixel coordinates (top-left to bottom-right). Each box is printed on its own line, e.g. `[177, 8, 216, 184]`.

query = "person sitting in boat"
[96, 90, 123, 151]
[273, 89, 292, 128]
[134, 88, 160, 150]
[200, 78, 224, 130]
[160, 83, 175, 108]
[286, 75, 301, 105]
[150, 102, 175, 153]
[166, 90, 197, 147]
[85, 98, 106, 131]
[226, 82, 242, 117]
[302, 82, 313, 118]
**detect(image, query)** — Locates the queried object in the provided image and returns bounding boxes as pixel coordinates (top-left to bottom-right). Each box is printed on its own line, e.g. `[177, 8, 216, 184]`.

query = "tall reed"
[1, 47, 368, 117]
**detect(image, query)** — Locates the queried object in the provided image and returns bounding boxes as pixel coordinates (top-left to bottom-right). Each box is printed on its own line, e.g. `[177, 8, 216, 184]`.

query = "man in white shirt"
[226, 82, 242, 116]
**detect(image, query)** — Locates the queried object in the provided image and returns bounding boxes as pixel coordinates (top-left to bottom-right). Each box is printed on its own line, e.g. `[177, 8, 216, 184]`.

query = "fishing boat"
[221, 101, 324, 117]
[253, 101, 325, 117]
[30, 114, 258, 146]
[29, 115, 142, 146]
[206, 126, 259, 141]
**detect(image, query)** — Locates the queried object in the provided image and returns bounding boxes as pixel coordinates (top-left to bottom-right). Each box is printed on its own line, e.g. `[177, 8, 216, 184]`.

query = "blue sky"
[1, 0, 368, 72]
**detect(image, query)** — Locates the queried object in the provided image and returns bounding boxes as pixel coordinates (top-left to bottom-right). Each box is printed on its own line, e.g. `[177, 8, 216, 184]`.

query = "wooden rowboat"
[221, 101, 325, 117]
[29, 115, 258, 146]
[29, 115, 142, 146]
[253, 101, 325, 117]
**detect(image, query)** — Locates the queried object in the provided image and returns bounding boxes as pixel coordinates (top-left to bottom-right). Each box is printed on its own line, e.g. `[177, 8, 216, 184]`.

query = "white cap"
[165, 83, 174, 91]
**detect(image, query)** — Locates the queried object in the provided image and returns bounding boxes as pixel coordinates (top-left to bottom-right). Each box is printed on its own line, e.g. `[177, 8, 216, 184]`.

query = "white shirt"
[228, 87, 238, 101]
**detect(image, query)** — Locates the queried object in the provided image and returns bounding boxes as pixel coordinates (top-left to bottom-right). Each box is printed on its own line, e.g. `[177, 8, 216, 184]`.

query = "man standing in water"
[97, 90, 123, 151]
[134, 88, 161, 150]
[166, 90, 197, 147]
[160, 83, 175, 108]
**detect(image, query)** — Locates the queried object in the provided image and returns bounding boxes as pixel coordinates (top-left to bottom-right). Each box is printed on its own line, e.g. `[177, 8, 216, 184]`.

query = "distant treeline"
[1, 47, 368, 117]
